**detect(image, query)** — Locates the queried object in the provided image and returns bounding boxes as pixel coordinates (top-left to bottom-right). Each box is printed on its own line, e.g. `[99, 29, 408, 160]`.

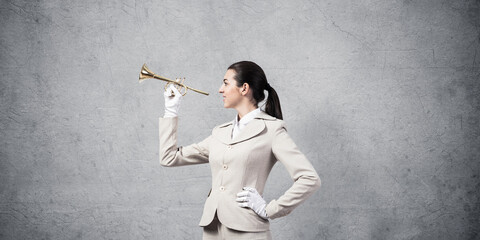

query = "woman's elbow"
[159, 152, 175, 167]
[299, 173, 321, 191]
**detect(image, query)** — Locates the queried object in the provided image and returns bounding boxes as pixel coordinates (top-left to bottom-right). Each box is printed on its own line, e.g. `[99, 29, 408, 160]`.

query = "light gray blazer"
[159, 111, 321, 232]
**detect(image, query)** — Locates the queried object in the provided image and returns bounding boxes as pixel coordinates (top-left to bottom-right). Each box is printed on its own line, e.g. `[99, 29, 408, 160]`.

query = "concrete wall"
[1, 0, 479, 239]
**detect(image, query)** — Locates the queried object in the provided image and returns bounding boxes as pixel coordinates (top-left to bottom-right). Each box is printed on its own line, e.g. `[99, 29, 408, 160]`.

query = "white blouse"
[231, 108, 261, 139]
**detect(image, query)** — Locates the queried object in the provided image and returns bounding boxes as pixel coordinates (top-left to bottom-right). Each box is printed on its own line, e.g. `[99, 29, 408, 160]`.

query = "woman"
[159, 61, 321, 239]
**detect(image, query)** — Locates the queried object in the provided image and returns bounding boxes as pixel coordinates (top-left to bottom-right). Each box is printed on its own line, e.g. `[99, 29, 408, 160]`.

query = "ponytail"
[265, 85, 283, 120]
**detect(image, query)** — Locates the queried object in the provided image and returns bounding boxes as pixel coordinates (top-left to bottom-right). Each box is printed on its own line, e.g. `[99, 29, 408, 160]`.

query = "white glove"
[236, 187, 268, 220]
[163, 84, 182, 118]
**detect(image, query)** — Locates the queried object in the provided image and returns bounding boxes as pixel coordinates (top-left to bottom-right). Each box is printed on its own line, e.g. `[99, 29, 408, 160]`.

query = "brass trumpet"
[139, 64, 209, 96]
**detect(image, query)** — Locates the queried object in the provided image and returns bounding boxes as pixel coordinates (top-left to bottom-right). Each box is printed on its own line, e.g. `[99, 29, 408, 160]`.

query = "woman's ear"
[241, 83, 250, 96]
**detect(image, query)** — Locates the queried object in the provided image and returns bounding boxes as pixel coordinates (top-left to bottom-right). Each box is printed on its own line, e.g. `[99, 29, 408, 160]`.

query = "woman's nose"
[218, 85, 224, 93]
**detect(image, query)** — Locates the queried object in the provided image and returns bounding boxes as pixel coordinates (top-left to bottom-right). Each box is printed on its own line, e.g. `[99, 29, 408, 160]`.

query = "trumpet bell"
[139, 64, 156, 82]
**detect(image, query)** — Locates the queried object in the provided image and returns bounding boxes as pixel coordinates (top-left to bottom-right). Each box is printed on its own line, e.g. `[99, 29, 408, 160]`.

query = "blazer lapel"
[230, 119, 266, 144]
[212, 111, 275, 145]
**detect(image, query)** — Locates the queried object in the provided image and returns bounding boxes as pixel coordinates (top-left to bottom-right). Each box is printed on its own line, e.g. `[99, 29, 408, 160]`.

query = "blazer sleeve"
[265, 123, 321, 219]
[159, 117, 210, 167]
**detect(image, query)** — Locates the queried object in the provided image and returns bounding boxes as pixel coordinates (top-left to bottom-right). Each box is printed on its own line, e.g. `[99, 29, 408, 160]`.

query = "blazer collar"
[254, 111, 276, 121]
[213, 111, 275, 145]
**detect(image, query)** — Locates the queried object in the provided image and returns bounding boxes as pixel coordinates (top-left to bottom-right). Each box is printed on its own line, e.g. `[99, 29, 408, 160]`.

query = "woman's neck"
[236, 104, 258, 120]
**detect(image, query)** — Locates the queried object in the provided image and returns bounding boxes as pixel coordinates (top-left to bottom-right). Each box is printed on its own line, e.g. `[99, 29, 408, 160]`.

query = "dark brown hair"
[228, 61, 283, 120]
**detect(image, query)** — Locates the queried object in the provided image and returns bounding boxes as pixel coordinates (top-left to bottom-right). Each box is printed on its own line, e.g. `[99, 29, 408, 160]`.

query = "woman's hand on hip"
[236, 187, 268, 220]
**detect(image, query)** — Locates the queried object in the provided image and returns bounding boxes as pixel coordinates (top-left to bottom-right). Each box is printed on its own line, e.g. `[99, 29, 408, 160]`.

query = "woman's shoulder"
[256, 111, 287, 130]
[214, 121, 233, 129]
[264, 118, 286, 132]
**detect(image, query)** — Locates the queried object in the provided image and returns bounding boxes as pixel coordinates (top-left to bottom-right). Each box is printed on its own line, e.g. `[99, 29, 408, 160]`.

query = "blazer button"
[223, 165, 228, 170]
[220, 186, 225, 191]
[227, 145, 232, 149]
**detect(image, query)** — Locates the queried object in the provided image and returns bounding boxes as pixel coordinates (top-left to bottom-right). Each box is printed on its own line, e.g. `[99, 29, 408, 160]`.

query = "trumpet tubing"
[138, 64, 209, 96]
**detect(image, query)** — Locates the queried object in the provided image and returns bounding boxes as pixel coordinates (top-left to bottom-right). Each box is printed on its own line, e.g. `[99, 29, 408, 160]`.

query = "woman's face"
[219, 69, 243, 109]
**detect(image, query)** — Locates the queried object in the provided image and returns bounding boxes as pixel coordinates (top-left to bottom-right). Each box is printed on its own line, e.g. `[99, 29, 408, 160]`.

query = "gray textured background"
[1, 0, 479, 239]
